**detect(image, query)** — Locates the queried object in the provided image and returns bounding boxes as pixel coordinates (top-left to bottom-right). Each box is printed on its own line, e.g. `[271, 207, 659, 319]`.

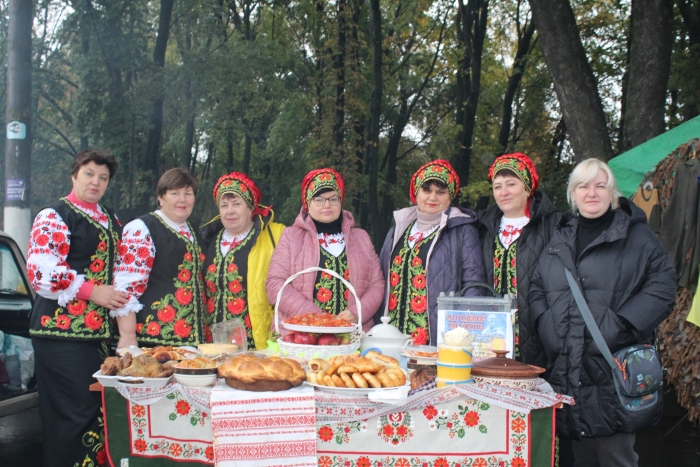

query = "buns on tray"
[218, 354, 305, 392]
[306, 351, 406, 389]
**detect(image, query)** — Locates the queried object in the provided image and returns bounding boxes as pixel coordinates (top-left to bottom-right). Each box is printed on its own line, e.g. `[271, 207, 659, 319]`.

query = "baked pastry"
[409, 367, 437, 389]
[176, 356, 217, 369]
[218, 354, 305, 392]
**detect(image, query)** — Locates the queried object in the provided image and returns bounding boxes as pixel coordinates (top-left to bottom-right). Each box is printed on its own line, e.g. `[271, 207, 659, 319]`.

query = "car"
[0, 230, 36, 416]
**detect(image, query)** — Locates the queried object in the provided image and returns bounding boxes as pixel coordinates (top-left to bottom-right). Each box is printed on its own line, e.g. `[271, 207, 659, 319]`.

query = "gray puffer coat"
[478, 191, 560, 367]
[528, 198, 676, 439]
[377, 206, 486, 346]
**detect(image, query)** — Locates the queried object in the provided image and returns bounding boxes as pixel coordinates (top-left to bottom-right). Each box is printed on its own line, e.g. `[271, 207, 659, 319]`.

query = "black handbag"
[565, 268, 663, 412]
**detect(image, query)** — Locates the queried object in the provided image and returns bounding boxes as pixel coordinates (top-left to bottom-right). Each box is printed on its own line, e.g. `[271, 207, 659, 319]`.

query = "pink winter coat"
[266, 208, 385, 332]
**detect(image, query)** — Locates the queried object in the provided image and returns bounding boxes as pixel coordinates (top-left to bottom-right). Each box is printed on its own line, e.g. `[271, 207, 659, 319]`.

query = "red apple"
[317, 334, 339, 346]
[282, 332, 296, 343]
[294, 332, 317, 345]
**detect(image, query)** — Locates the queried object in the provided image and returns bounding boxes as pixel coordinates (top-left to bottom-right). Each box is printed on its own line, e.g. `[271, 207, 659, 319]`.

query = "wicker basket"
[274, 267, 362, 359]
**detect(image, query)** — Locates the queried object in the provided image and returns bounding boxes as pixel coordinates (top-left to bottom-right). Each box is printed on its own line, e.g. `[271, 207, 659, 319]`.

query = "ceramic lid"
[471, 350, 546, 378]
[366, 316, 407, 338]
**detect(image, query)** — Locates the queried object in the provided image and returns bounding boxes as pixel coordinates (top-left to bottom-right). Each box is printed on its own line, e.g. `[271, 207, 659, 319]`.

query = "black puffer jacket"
[478, 191, 560, 366]
[528, 198, 676, 439]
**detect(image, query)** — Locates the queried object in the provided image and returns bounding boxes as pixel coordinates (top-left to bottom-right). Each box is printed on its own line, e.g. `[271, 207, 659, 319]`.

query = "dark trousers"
[559, 433, 638, 467]
[33, 337, 106, 467]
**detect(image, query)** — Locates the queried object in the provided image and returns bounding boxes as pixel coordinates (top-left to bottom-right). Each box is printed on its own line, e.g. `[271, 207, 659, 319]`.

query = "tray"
[92, 370, 174, 388]
[303, 380, 409, 395]
[281, 323, 357, 333]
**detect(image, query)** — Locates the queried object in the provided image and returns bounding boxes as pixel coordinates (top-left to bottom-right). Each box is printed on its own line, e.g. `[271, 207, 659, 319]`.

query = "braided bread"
[218, 354, 305, 391]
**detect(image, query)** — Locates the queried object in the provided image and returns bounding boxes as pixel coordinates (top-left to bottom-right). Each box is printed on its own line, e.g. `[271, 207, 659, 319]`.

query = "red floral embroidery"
[411, 327, 428, 345]
[177, 269, 192, 282]
[175, 400, 191, 416]
[390, 272, 400, 287]
[511, 417, 526, 433]
[157, 305, 176, 323]
[173, 319, 192, 338]
[146, 321, 161, 336]
[227, 280, 242, 294]
[464, 411, 480, 427]
[316, 287, 332, 303]
[40, 316, 50, 326]
[131, 405, 145, 417]
[410, 296, 427, 314]
[318, 426, 333, 442]
[56, 315, 70, 330]
[84, 311, 103, 330]
[133, 439, 147, 452]
[412, 274, 427, 289]
[67, 299, 87, 316]
[227, 298, 246, 315]
[389, 293, 398, 311]
[175, 288, 193, 306]
[423, 405, 437, 420]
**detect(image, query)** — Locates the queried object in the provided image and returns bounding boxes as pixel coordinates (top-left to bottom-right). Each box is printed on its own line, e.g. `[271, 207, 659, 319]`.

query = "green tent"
[609, 115, 700, 197]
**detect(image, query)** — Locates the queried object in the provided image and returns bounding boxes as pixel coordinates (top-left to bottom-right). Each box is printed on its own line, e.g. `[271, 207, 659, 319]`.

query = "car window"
[0, 243, 28, 296]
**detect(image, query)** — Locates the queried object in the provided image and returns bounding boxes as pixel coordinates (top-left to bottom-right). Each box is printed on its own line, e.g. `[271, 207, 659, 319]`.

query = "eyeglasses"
[311, 196, 341, 207]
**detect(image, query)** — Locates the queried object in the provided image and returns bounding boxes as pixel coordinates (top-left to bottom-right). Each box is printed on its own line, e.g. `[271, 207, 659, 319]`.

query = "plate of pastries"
[95, 345, 204, 388]
[304, 350, 407, 394]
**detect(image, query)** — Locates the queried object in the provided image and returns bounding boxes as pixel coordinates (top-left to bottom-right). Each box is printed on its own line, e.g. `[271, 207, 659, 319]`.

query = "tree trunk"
[528, 0, 613, 162]
[454, 0, 489, 185]
[499, 18, 536, 153]
[367, 0, 382, 246]
[144, 0, 175, 183]
[620, 0, 673, 152]
[333, 0, 348, 166]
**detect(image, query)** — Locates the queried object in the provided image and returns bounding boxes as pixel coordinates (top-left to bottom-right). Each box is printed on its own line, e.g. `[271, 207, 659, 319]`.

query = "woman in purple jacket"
[378, 160, 485, 346]
[266, 168, 385, 332]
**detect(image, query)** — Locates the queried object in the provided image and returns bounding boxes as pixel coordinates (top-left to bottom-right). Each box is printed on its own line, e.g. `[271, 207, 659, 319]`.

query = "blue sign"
[6, 121, 26, 140]
[6, 178, 26, 201]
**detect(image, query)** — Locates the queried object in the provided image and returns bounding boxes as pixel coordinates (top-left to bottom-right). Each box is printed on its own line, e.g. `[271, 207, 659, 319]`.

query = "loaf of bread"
[218, 354, 305, 392]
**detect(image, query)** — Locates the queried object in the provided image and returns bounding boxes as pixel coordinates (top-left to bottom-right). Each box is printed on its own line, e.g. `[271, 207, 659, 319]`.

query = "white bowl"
[173, 372, 218, 387]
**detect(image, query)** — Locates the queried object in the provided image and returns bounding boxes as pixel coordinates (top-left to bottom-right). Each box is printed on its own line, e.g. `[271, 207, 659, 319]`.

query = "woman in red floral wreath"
[27, 150, 128, 467]
[113, 168, 207, 349]
[477, 153, 560, 364]
[377, 159, 486, 346]
[266, 168, 385, 332]
[199, 172, 285, 350]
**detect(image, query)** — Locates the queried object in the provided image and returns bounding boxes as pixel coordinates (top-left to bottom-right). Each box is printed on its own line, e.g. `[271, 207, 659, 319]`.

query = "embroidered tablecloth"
[103, 382, 566, 467]
[210, 381, 317, 467]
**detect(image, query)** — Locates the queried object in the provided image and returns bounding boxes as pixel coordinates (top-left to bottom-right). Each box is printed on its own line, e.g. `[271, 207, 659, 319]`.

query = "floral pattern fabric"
[493, 235, 519, 360]
[28, 200, 119, 340]
[204, 227, 255, 348]
[314, 249, 350, 315]
[387, 223, 438, 345]
[115, 213, 206, 345]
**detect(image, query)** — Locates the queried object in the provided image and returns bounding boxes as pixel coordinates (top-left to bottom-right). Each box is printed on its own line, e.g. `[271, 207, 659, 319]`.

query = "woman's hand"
[90, 285, 130, 310]
[338, 309, 358, 324]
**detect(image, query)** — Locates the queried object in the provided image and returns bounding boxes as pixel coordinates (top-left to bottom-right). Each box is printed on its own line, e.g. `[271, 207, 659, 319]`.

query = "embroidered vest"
[313, 248, 349, 315]
[387, 224, 437, 345]
[30, 198, 121, 341]
[203, 227, 256, 349]
[493, 235, 520, 359]
[136, 214, 206, 346]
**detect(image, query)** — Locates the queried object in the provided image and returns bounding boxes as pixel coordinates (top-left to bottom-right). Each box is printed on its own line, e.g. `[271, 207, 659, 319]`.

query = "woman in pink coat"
[266, 168, 385, 332]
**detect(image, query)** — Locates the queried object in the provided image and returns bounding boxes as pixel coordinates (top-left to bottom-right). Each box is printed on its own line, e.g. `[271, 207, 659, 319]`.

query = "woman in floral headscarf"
[377, 160, 486, 346]
[266, 168, 385, 332]
[200, 172, 285, 350]
[477, 153, 560, 364]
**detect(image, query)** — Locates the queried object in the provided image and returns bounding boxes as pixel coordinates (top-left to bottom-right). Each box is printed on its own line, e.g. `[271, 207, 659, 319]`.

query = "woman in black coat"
[478, 153, 559, 364]
[528, 158, 675, 467]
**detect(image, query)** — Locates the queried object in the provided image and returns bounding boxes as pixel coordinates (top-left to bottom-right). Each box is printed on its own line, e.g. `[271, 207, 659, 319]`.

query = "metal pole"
[4, 0, 33, 257]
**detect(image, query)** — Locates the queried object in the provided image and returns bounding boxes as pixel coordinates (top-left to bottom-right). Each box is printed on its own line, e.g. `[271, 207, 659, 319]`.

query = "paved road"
[0, 388, 697, 466]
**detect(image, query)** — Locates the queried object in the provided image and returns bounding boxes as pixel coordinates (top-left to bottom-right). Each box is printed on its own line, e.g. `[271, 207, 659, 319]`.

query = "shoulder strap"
[564, 268, 617, 370]
[267, 224, 277, 248]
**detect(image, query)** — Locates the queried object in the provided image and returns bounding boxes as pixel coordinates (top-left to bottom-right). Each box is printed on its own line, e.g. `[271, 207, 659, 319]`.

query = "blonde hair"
[566, 158, 621, 213]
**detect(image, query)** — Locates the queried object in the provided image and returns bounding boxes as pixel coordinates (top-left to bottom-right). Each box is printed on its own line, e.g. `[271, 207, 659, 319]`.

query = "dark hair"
[71, 150, 118, 180]
[420, 179, 449, 191]
[492, 168, 519, 180]
[156, 168, 198, 198]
